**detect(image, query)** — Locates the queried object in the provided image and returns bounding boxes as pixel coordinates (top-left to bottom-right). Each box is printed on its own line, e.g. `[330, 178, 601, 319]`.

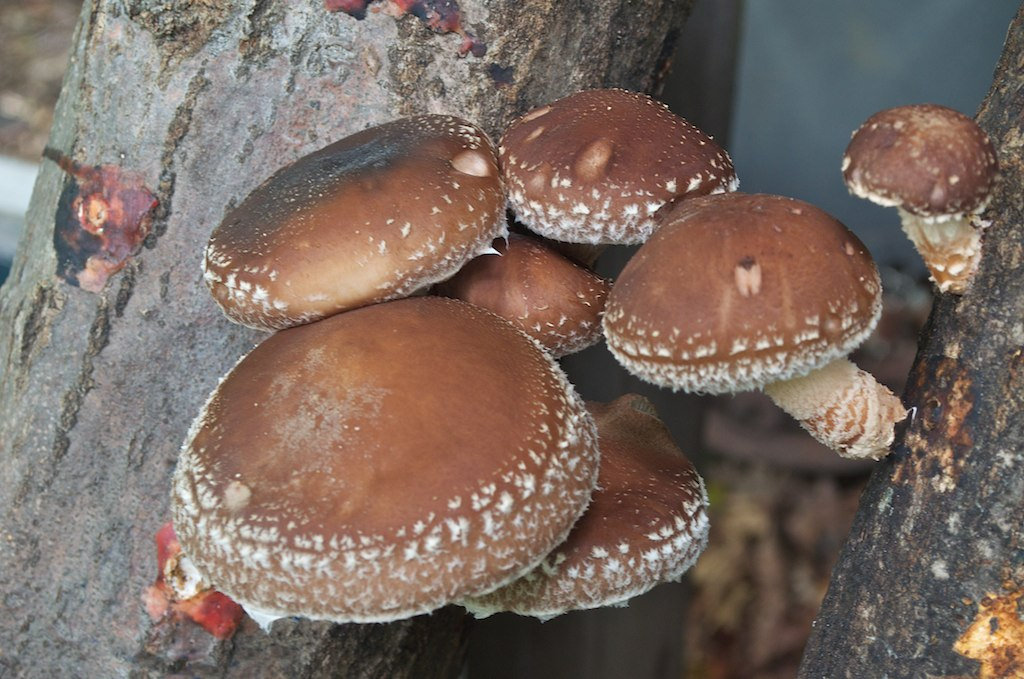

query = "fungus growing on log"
[842, 103, 999, 293]
[499, 88, 737, 245]
[462, 394, 708, 619]
[603, 193, 907, 460]
[203, 115, 506, 329]
[436, 232, 610, 357]
[171, 297, 599, 627]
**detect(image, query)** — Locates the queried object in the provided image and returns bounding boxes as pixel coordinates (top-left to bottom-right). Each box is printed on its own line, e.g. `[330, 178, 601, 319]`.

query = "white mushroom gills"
[763, 357, 908, 460]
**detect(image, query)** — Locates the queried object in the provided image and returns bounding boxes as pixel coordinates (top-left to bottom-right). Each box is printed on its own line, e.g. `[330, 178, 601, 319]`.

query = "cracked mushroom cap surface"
[842, 104, 999, 218]
[603, 193, 882, 394]
[436, 232, 611, 357]
[462, 394, 709, 619]
[171, 296, 599, 625]
[204, 115, 507, 329]
[499, 88, 737, 245]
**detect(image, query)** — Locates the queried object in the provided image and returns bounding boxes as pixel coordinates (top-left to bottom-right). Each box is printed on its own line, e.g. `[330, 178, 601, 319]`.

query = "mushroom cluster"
[169, 97, 720, 631]
[169, 91, 981, 631]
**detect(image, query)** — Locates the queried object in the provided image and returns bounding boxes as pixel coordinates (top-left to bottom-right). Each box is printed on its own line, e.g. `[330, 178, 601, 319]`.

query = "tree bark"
[799, 4, 1024, 677]
[0, 1, 694, 676]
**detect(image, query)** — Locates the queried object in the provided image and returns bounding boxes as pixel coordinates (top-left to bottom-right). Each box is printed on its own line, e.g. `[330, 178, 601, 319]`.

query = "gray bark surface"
[799, 5, 1024, 677]
[0, 1, 694, 676]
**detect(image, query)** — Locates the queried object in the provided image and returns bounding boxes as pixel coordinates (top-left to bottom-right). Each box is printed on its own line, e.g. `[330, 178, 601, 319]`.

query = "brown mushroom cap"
[603, 193, 882, 394]
[499, 89, 737, 245]
[171, 296, 599, 625]
[842, 104, 998, 217]
[204, 115, 507, 329]
[462, 394, 708, 619]
[435, 233, 611, 357]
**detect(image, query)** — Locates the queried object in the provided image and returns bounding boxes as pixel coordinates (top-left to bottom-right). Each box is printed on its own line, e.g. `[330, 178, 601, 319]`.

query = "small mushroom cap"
[436, 232, 611, 357]
[204, 115, 507, 329]
[462, 394, 709, 619]
[499, 89, 737, 245]
[603, 193, 882, 394]
[842, 104, 999, 217]
[171, 296, 599, 624]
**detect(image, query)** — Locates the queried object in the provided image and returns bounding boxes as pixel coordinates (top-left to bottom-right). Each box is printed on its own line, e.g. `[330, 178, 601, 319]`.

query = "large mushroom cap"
[171, 296, 599, 625]
[204, 115, 507, 329]
[603, 193, 882, 394]
[499, 88, 737, 245]
[435, 232, 610, 357]
[842, 104, 998, 218]
[462, 394, 709, 619]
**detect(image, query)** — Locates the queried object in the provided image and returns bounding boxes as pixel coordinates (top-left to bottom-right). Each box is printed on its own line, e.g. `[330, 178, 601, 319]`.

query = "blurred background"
[0, 1, 1017, 677]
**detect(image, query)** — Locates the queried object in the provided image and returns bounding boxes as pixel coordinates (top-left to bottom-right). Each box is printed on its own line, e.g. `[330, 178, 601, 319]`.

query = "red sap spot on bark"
[173, 591, 247, 640]
[143, 521, 245, 641]
[324, 0, 371, 19]
[44, 147, 157, 293]
[326, 0, 486, 57]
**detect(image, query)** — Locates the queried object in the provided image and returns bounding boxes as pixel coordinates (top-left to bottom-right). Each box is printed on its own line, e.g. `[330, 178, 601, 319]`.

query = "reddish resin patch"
[325, 0, 485, 56]
[143, 522, 245, 640]
[325, 0, 371, 18]
[45, 148, 157, 293]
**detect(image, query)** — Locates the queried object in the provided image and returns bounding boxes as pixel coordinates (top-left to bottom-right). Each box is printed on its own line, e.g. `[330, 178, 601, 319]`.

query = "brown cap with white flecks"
[204, 115, 507, 330]
[171, 296, 599, 625]
[842, 104, 998, 217]
[499, 89, 737, 245]
[603, 193, 882, 394]
[462, 394, 708, 619]
[435, 233, 610, 357]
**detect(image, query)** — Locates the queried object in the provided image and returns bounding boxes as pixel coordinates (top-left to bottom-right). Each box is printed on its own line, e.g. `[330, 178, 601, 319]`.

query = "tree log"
[799, 4, 1024, 676]
[0, 1, 694, 676]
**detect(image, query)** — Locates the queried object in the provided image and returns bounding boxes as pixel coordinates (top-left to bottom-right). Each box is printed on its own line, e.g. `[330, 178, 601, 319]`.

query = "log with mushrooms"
[603, 192, 908, 460]
[842, 103, 999, 294]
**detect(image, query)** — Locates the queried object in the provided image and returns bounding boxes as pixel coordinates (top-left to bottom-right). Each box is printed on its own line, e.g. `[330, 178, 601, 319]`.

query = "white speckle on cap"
[223, 481, 252, 512]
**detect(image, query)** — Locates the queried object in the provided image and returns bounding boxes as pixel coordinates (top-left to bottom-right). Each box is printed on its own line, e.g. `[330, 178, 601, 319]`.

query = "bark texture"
[799, 5, 1024, 677]
[0, 1, 694, 676]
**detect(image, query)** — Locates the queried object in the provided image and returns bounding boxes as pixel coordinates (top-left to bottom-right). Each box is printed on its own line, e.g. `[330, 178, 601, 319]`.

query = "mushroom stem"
[897, 208, 983, 294]
[763, 357, 907, 460]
